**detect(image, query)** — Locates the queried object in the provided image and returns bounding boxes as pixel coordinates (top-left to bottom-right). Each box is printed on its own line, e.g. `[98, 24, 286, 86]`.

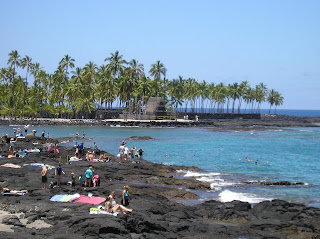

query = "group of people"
[41, 164, 101, 189]
[2, 128, 135, 215]
[118, 141, 145, 163]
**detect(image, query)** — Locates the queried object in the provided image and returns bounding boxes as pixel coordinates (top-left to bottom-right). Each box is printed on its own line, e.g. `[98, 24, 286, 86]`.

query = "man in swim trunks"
[41, 166, 48, 189]
[55, 163, 65, 187]
[137, 148, 145, 159]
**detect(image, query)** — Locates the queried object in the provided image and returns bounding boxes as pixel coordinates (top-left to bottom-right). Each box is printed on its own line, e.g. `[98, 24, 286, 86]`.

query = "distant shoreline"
[1, 114, 320, 130]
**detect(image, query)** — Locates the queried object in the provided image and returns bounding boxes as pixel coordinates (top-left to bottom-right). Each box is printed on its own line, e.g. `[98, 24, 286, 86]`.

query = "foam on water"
[219, 190, 271, 204]
[177, 170, 220, 177]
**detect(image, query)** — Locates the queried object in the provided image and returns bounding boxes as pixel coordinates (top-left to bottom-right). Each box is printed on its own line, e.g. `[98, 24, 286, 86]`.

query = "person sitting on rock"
[99, 154, 105, 161]
[105, 192, 132, 214]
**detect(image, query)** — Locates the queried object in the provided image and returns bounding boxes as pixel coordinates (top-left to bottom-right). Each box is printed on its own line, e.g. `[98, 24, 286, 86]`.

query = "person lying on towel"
[2, 185, 28, 194]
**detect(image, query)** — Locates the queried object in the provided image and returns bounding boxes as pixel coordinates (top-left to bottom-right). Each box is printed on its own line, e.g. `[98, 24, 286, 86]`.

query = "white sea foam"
[218, 190, 271, 204]
[179, 170, 220, 178]
[177, 170, 236, 191]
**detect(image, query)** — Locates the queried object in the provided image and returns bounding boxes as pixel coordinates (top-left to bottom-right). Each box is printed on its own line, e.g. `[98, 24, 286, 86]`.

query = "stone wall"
[176, 112, 261, 120]
[95, 109, 122, 119]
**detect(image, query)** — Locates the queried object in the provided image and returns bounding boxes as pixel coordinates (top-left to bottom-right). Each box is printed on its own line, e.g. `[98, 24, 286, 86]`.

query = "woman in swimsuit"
[105, 191, 132, 214]
[122, 185, 130, 206]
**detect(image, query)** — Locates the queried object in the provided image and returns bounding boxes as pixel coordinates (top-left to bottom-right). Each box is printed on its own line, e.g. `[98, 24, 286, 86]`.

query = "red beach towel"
[74, 195, 105, 205]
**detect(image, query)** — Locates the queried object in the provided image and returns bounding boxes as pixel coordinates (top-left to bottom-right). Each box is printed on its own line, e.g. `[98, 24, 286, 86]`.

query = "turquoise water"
[1, 125, 320, 207]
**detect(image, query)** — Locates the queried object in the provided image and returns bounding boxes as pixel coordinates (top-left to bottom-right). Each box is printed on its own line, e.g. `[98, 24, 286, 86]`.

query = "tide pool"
[1, 125, 320, 207]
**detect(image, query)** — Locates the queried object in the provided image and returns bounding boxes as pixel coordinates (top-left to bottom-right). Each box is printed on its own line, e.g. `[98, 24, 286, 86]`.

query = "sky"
[1, 0, 320, 110]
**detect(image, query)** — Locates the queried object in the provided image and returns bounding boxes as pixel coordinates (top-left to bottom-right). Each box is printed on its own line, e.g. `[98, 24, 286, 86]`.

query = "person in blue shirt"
[78, 143, 84, 157]
[55, 163, 65, 187]
[85, 166, 93, 187]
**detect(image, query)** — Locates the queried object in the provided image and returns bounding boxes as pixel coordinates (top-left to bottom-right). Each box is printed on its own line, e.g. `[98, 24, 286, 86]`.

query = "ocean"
[1, 110, 319, 207]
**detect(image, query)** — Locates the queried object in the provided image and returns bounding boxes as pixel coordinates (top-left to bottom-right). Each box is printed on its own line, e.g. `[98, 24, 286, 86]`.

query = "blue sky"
[1, 0, 320, 109]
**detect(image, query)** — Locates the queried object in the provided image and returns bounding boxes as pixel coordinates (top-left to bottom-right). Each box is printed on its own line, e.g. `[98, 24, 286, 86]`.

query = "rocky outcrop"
[125, 136, 154, 141]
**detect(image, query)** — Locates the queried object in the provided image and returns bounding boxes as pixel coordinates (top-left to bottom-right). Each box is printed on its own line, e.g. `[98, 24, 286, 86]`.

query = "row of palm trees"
[0, 50, 284, 119]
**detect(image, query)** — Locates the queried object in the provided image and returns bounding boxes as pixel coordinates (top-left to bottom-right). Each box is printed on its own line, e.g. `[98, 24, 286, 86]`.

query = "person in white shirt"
[119, 143, 125, 163]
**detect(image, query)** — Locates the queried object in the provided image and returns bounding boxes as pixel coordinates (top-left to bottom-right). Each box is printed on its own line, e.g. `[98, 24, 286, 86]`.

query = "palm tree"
[136, 76, 153, 109]
[149, 60, 167, 80]
[238, 81, 249, 113]
[229, 82, 240, 113]
[20, 55, 33, 116]
[7, 50, 20, 76]
[198, 80, 208, 113]
[267, 89, 277, 114]
[105, 51, 127, 107]
[7, 50, 21, 117]
[59, 54, 75, 75]
[274, 91, 284, 114]
[129, 59, 144, 80]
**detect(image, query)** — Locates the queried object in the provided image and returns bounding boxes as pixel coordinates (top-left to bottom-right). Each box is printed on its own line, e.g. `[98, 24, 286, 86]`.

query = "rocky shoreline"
[1, 114, 320, 130]
[0, 136, 319, 238]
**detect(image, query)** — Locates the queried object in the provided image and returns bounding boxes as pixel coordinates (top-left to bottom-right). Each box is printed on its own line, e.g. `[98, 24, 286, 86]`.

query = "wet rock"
[126, 136, 154, 140]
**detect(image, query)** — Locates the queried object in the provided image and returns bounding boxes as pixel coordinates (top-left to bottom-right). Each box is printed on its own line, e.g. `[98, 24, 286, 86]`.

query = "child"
[70, 172, 75, 187]
[78, 174, 83, 188]
[93, 173, 99, 188]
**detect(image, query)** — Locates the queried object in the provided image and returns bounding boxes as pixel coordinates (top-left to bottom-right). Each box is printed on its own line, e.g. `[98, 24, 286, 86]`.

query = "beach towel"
[24, 163, 55, 170]
[26, 148, 41, 153]
[1, 163, 21, 168]
[74, 195, 105, 205]
[89, 207, 118, 216]
[50, 194, 80, 203]
[69, 156, 81, 162]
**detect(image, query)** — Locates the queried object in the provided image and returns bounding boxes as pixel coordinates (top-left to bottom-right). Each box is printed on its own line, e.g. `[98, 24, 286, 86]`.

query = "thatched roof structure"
[145, 97, 167, 116]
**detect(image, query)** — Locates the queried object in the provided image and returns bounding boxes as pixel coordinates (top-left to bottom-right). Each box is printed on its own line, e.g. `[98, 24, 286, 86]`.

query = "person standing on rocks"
[55, 163, 65, 187]
[124, 145, 129, 161]
[85, 166, 93, 187]
[47, 143, 52, 157]
[78, 142, 84, 157]
[129, 146, 136, 159]
[93, 142, 99, 157]
[54, 143, 59, 159]
[24, 125, 29, 136]
[75, 133, 79, 146]
[122, 185, 130, 206]
[137, 148, 145, 159]
[119, 143, 125, 163]
[41, 166, 48, 189]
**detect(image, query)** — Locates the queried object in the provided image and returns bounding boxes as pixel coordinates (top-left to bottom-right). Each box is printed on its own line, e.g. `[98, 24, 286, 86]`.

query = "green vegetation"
[0, 50, 284, 119]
